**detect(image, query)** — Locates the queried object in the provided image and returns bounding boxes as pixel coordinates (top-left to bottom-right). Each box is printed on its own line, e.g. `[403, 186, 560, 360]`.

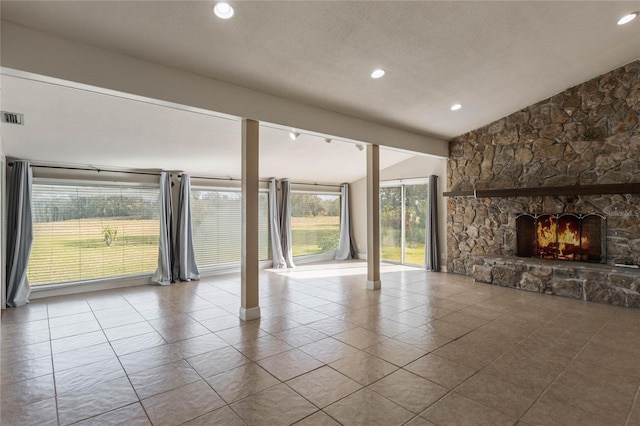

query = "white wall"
[350, 154, 448, 269]
[1, 22, 448, 157]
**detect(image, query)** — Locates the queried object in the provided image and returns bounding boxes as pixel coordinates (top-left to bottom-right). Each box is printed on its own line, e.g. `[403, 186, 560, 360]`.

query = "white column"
[366, 144, 381, 290]
[240, 119, 260, 320]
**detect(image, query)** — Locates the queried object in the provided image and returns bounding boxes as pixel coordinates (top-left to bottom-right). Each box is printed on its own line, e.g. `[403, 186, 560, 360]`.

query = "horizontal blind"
[191, 189, 270, 268]
[28, 183, 160, 285]
[290, 193, 340, 257]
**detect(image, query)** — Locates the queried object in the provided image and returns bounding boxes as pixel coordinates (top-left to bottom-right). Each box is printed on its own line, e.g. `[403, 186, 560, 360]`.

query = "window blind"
[290, 192, 340, 257]
[28, 183, 160, 285]
[191, 189, 270, 267]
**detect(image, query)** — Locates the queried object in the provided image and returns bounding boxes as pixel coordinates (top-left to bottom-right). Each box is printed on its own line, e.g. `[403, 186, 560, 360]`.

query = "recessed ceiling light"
[213, 2, 234, 19]
[617, 12, 638, 25]
[450, 103, 462, 111]
[371, 69, 385, 79]
[289, 132, 300, 141]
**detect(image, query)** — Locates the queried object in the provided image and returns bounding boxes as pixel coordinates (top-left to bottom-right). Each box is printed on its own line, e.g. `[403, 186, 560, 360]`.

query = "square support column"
[366, 144, 381, 290]
[240, 119, 260, 320]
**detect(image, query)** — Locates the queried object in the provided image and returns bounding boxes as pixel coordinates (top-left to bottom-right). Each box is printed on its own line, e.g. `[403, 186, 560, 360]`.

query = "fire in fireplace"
[516, 213, 606, 263]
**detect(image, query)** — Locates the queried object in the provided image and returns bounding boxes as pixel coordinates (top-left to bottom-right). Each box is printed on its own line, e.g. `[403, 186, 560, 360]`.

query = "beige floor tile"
[142, 380, 225, 426]
[287, 365, 362, 408]
[405, 416, 438, 426]
[51, 330, 107, 354]
[118, 344, 184, 375]
[393, 327, 453, 352]
[329, 350, 398, 385]
[110, 331, 166, 356]
[272, 325, 328, 347]
[57, 376, 139, 425]
[168, 332, 229, 358]
[206, 362, 279, 403]
[200, 314, 244, 332]
[433, 335, 508, 370]
[576, 339, 640, 377]
[455, 369, 541, 419]
[520, 394, 614, 426]
[74, 403, 151, 426]
[293, 410, 341, 425]
[360, 317, 415, 337]
[257, 315, 303, 333]
[324, 388, 414, 425]
[103, 321, 156, 341]
[129, 359, 201, 399]
[545, 360, 640, 424]
[364, 338, 427, 366]
[181, 406, 246, 426]
[0, 325, 50, 348]
[53, 342, 117, 372]
[405, 353, 477, 389]
[258, 348, 324, 381]
[439, 311, 489, 329]
[421, 391, 517, 426]
[1, 374, 55, 407]
[368, 369, 448, 413]
[49, 320, 102, 340]
[55, 356, 126, 395]
[215, 323, 269, 345]
[230, 383, 317, 426]
[425, 318, 475, 339]
[186, 345, 251, 378]
[0, 396, 57, 426]
[298, 337, 361, 363]
[233, 334, 294, 361]
[307, 317, 357, 335]
[333, 326, 387, 350]
[0, 355, 53, 386]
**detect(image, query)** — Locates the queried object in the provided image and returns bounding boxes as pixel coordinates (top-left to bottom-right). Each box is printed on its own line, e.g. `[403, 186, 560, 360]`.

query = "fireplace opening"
[516, 213, 606, 263]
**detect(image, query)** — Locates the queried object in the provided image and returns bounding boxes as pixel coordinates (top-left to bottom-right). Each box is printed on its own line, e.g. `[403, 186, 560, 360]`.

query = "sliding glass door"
[380, 182, 428, 266]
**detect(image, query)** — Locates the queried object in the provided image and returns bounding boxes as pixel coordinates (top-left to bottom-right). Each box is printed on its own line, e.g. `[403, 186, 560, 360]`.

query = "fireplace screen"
[516, 213, 606, 263]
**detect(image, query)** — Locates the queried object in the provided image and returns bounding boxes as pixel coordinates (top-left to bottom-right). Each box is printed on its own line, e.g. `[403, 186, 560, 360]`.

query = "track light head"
[289, 132, 300, 141]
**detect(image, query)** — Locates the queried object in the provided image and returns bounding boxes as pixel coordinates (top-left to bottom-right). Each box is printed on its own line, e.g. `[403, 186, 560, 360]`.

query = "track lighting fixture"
[289, 132, 300, 141]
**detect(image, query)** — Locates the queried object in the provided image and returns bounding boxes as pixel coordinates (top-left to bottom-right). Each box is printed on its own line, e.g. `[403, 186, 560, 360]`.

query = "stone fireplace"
[516, 213, 606, 263]
[446, 60, 640, 308]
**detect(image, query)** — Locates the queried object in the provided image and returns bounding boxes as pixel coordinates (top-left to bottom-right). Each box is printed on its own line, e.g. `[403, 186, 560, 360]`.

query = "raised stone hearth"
[473, 256, 640, 308]
[447, 61, 640, 308]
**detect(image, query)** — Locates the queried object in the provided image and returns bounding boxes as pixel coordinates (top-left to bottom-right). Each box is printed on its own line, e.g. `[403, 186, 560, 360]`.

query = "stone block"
[529, 266, 553, 277]
[551, 279, 583, 299]
[609, 274, 635, 290]
[553, 268, 576, 279]
[492, 266, 517, 287]
[472, 265, 493, 284]
[584, 282, 626, 307]
[520, 273, 543, 292]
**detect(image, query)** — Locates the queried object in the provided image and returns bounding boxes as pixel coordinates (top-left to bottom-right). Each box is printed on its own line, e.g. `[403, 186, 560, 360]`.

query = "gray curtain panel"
[335, 183, 357, 260]
[280, 179, 296, 268]
[151, 171, 174, 285]
[174, 174, 200, 281]
[269, 179, 287, 268]
[425, 175, 441, 271]
[6, 161, 33, 307]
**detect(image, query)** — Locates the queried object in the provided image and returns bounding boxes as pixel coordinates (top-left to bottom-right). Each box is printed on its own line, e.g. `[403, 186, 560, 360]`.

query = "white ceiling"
[0, 1, 638, 181]
[0, 75, 415, 183]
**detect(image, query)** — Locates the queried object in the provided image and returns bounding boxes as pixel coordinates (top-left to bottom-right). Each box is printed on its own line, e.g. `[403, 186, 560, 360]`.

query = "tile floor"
[2, 260, 640, 426]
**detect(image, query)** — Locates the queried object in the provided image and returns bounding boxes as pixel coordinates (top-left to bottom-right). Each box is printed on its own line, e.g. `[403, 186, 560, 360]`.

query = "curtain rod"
[289, 181, 343, 188]
[380, 176, 431, 183]
[181, 175, 341, 187]
[180, 174, 269, 183]
[7, 163, 162, 177]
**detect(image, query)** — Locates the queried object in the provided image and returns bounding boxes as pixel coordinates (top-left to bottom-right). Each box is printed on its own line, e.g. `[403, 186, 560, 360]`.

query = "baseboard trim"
[239, 306, 261, 321]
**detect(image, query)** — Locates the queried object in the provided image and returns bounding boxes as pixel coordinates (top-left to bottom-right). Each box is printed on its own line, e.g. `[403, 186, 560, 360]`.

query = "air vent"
[1, 112, 24, 125]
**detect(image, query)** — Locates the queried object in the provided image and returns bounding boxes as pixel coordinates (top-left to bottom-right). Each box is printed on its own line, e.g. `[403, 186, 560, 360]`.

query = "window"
[28, 182, 160, 285]
[191, 189, 270, 267]
[290, 192, 340, 257]
[381, 182, 428, 266]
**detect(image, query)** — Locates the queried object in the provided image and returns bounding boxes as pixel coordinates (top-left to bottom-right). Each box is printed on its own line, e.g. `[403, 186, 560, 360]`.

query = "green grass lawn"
[291, 216, 340, 257]
[381, 244, 425, 266]
[28, 218, 159, 285]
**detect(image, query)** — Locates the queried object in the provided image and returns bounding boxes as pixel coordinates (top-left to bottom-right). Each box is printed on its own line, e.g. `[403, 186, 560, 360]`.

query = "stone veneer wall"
[447, 61, 640, 280]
